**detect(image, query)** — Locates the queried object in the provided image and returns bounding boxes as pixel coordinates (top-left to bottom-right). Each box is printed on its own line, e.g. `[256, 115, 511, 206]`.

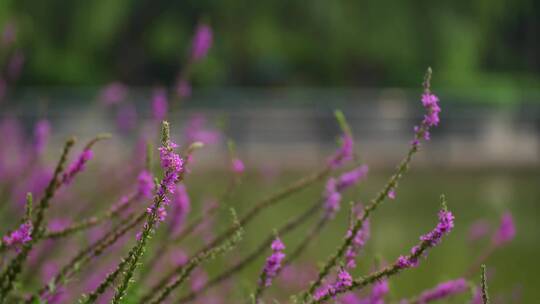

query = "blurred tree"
[0, 0, 538, 99]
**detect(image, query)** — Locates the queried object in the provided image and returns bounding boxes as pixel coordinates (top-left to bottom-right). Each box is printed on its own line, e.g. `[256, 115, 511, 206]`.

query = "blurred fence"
[2, 88, 540, 169]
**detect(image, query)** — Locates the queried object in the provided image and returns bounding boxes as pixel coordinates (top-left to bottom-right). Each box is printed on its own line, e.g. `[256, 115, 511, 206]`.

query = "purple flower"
[261, 237, 286, 287]
[231, 158, 245, 174]
[369, 279, 389, 304]
[492, 212, 515, 246]
[328, 135, 353, 168]
[116, 103, 137, 132]
[388, 189, 396, 200]
[396, 208, 454, 269]
[413, 92, 441, 142]
[323, 178, 342, 217]
[2, 222, 32, 249]
[191, 24, 213, 61]
[33, 119, 51, 156]
[152, 88, 168, 121]
[169, 248, 189, 266]
[99, 82, 127, 105]
[421, 93, 441, 127]
[345, 208, 370, 269]
[137, 170, 154, 199]
[336, 165, 369, 191]
[149, 141, 184, 222]
[471, 287, 483, 304]
[191, 269, 208, 292]
[176, 79, 191, 98]
[61, 149, 93, 185]
[416, 278, 468, 303]
[313, 269, 353, 300]
[324, 166, 368, 218]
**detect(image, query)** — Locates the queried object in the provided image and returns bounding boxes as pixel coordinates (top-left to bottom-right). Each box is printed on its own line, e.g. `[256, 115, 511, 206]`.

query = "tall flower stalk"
[301, 68, 441, 301]
[0, 137, 75, 302]
[309, 199, 454, 303]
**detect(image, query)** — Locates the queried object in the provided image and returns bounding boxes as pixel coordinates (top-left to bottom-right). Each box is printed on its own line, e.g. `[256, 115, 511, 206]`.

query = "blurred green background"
[1, 0, 539, 101]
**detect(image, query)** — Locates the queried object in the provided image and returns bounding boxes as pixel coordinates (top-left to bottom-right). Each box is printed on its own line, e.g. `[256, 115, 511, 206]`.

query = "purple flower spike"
[231, 158, 245, 174]
[2, 222, 32, 249]
[345, 207, 370, 269]
[328, 135, 353, 168]
[416, 278, 468, 303]
[152, 88, 168, 121]
[388, 189, 396, 200]
[137, 170, 154, 199]
[323, 178, 342, 217]
[191, 24, 213, 61]
[336, 165, 369, 191]
[61, 149, 93, 185]
[150, 140, 184, 223]
[369, 279, 389, 304]
[324, 165, 368, 218]
[313, 269, 353, 300]
[412, 91, 441, 143]
[261, 237, 286, 287]
[492, 212, 515, 247]
[396, 208, 454, 269]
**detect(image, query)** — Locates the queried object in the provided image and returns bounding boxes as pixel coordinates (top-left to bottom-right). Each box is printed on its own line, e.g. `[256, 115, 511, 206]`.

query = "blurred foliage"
[0, 0, 539, 97]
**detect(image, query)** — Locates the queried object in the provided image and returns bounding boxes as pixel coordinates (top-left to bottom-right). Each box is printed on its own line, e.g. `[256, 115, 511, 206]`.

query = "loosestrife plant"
[0, 68, 517, 304]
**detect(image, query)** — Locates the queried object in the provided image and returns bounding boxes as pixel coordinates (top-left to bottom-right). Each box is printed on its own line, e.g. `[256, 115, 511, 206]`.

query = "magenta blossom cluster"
[368, 279, 389, 304]
[261, 237, 286, 287]
[231, 158, 245, 174]
[324, 165, 369, 217]
[336, 165, 368, 191]
[341, 278, 388, 304]
[413, 278, 468, 303]
[191, 24, 213, 61]
[2, 222, 32, 249]
[397, 208, 454, 268]
[61, 149, 93, 185]
[413, 92, 441, 143]
[313, 269, 353, 301]
[148, 142, 184, 222]
[328, 135, 353, 168]
[492, 212, 515, 247]
[344, 209, 370, 269]
[137, 170, 154, 199]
